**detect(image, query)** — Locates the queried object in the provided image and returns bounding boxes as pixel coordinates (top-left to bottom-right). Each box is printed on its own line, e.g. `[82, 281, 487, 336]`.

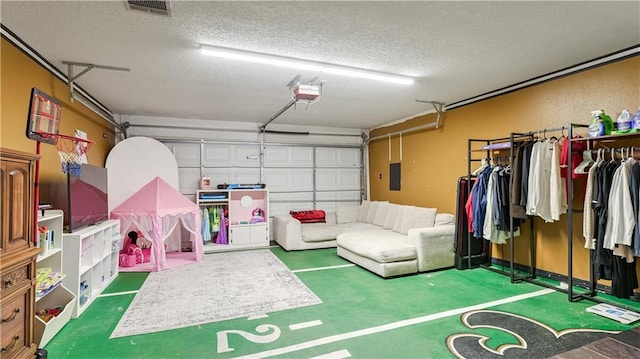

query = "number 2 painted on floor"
[216, 324, 281, 353]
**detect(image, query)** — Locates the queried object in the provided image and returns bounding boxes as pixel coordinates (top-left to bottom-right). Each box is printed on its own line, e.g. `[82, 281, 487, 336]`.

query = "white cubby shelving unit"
[61, 219, 121, 318]
[198, 188, 269, 253]
[35, 209, 76, 347]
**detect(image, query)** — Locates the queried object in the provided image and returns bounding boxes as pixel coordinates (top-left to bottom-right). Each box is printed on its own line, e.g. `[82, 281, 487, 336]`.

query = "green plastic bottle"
[588, 110, 615, 137]
[600, 110, 615, 135]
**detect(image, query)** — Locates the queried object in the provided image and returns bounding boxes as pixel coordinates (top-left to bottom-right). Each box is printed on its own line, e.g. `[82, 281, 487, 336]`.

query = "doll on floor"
[122, 231, 147, 264]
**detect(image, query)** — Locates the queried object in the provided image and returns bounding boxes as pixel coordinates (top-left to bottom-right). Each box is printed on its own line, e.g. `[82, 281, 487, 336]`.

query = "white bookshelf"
[35, 210, 76, 347]
[61, 219, 121, 318]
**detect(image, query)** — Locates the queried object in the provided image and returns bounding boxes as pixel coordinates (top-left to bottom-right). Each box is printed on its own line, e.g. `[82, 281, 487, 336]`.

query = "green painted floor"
[44, 247, 640, 358]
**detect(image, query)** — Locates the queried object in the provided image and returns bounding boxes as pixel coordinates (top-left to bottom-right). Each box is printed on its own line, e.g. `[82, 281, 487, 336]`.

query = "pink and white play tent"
[110, 177, 203, 271]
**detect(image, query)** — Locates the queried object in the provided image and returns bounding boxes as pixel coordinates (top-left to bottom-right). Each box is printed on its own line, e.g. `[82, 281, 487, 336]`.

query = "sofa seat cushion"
[341, 222, 381, 233]
[337, 231, 417, 263]
[301, 223, 344, 242]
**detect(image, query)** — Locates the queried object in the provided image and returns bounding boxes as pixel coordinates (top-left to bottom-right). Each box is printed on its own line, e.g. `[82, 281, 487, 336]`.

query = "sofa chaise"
[273, 201, 455, 277]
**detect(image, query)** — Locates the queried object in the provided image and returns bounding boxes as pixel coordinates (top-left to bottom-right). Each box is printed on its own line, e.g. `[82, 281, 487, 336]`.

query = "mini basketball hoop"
[37, 132, 94, 175]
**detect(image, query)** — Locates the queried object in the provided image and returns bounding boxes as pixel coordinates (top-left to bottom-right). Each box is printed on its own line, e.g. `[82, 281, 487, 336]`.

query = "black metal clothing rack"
[466, 137, 514, 271]
[507, 127, 569, 291]
[466, 125, 640, 312]
[566, 123, 640, 310]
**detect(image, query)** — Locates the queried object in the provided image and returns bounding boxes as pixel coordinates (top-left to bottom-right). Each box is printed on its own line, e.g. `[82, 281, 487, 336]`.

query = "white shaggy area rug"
[111, 249, 322, 338]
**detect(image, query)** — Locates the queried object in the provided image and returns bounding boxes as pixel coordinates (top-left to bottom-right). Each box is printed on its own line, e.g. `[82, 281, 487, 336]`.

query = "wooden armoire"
[1, 148, 40, 358]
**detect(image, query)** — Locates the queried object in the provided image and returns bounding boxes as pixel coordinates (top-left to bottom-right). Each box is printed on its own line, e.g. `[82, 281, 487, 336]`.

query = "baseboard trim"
[489, 258, 613, 294]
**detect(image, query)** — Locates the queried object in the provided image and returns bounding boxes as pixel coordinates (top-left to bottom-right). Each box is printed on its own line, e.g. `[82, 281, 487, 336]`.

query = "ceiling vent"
[124, 0, 171, 17]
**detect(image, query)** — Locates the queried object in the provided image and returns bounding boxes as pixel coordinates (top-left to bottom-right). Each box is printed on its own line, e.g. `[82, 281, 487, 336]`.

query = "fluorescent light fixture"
[200, 44, 414, 85]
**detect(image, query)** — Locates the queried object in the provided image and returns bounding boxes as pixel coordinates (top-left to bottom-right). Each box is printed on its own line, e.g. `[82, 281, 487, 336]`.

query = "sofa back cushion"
[392, 205, 411, 233]
[336, 204, 359, 224]
[365, 201, 380, 223]
[383, 204, 399, 229]
[399, 207, 437, 235]
[435, 213, 454, 226]
[372, 202, 389, 227]
[356, 200, 370, 222]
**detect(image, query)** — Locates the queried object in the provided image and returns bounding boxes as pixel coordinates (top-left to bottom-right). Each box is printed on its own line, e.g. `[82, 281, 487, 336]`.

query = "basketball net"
[37, 133, 93, 175]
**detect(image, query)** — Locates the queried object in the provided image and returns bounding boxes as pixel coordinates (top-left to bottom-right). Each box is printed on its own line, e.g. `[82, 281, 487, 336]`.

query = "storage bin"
[34, 285, 76, 347]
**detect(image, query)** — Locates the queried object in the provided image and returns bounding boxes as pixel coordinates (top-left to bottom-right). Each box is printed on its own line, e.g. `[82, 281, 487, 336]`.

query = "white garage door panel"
[263, 146, 313, 167]
[161, 139, 361, 216]
[170, 143, 200, 167]
[270, 203, 291, 217]
[263, 146, 288, 165]
[179, 168, 200, 194]
[263, 171, 288, 190]
[270, 192, 314, 201]
[202, 144, 261, 167]
[292, 147, 314, 163]
[231, 168, 260, 184]
[315, 171, 336, 189]
[270, 202, 314, 217]
[316, 169, 360, 190]
[263, 168, 313, 191]
[203, 168, 260, 186]
[316, 191, 361, 201]
[203, 144, 233, 166]
[316, 148, 361, 167]
[234, 145, 261, 166]
[338, 148, 361, 166]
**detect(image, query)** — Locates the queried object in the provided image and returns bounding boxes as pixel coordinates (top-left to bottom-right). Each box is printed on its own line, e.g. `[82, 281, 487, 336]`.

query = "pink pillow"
[125, 244, 144, 264]
[141, 248, 152, 263]
[119, 253, 136, 267]
[120, 237, 132, 254]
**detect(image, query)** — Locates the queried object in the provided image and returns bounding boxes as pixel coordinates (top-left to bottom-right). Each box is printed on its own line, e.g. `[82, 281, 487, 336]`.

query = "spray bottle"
[588, 110, 615, 137]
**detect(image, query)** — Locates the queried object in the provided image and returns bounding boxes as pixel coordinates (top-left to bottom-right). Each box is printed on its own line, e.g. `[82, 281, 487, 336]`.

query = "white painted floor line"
[290, 320, 323, 331]
[292, 264, 356, 273]
[98, 290, 138, 298]
[232, 288, 555, 359]
[248, 314, 270, 320]
[309, 349, 352, 359]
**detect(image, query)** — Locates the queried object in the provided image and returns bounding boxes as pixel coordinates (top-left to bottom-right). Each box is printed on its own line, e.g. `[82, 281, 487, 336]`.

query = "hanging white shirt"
[549, 139, 567, 221]
[603, 159, 635, 250]
[532, 140, 553, 222]
[526, 141, 542, 216]
[583, 158, 600, 249]
[483, 167, 520, 244]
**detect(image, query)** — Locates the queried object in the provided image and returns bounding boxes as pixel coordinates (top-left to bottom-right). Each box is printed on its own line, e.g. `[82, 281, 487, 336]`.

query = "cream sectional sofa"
[273, 201, 455, 278]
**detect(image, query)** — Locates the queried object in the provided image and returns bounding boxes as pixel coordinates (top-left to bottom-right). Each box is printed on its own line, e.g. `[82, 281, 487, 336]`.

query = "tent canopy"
[111, 177, 203, 271]
[111, 176, 197, 217]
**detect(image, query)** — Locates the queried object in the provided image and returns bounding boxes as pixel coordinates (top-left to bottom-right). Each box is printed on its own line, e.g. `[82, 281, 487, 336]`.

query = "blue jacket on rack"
[472, 166, 493, 239]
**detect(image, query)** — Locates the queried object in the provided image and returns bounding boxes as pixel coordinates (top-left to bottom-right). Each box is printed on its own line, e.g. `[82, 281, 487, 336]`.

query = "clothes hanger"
[558, 127, 566, 141]
[596, 148, 606, 167]
[472, 158, 488, 176]
[609, 148, 616, 163]
[574, 150, 594, 174]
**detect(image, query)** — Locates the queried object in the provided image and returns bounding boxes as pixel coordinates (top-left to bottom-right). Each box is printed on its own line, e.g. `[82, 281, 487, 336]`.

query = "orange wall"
[1, 38, 115, 195]
[369, 56, 640, 282]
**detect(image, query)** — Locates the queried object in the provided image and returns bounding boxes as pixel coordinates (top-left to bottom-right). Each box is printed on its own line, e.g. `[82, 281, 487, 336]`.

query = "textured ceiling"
[1, 1, 639, 130]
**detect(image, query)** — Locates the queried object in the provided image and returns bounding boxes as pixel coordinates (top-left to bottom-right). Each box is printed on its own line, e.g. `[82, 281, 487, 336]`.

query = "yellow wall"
[369, 56, 640, 282]
[1, 38, 115, 196]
